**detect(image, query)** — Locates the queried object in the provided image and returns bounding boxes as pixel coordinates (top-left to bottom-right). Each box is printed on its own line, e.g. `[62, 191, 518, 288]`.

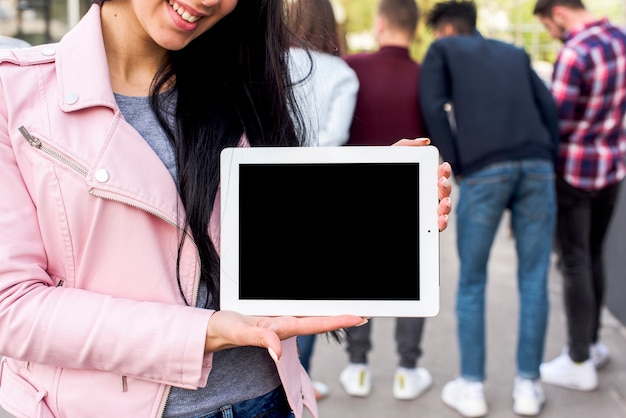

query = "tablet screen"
[239, 163, 419, 300]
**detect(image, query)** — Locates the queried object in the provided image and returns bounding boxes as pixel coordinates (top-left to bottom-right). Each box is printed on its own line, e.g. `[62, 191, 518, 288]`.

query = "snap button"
[94, 169, 110, 183]
[65, 92, 79, 105]
[41, 47, 55, 56]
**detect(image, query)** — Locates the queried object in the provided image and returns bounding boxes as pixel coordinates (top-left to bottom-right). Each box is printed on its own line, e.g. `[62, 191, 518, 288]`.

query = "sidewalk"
[309, 210, 626, 418]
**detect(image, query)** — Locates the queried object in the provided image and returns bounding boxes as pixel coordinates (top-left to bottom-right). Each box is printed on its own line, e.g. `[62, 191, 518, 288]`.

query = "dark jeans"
[344, 317, 425, 369]
[555, 176, 622, 362]
[198, 385, 294, 418]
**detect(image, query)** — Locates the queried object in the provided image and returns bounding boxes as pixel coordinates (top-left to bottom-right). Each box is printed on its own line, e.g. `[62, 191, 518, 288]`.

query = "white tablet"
[219, 145, 440, 317]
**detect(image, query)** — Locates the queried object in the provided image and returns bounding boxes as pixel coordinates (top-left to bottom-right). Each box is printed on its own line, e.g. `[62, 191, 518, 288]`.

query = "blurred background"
[0, 0, 624, 59]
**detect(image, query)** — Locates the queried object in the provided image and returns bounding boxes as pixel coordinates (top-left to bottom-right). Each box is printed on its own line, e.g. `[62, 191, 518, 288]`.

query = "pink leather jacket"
[0, 4, 315, 417]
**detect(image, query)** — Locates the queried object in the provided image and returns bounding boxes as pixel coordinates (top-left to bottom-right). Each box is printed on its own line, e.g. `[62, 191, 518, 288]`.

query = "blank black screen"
[238, 163, 419, 300]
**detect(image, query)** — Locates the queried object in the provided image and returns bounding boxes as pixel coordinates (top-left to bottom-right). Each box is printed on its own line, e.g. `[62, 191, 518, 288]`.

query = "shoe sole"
[441, 393, 487, 417]
[342, 388, 370, 397]
[540, 377, 597, 392]
[513, 401, 544, 416]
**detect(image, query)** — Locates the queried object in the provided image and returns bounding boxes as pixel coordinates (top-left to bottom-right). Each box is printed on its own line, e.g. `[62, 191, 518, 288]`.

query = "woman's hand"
[392, 137, 452, 232]
[205, 311, 365, 360]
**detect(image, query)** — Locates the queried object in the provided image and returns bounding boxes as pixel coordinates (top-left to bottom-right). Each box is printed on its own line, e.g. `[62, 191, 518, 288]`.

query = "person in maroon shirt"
[345, 0, 427, 146]
[339, 0, 433, 402]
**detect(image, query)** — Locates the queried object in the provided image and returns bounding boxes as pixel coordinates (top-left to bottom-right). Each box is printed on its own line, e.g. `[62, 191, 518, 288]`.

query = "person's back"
[419, 1, 558, 417]
[420, 29, 558, 177]
[289, 47, 358, 147]
[346, 45, 425, 144]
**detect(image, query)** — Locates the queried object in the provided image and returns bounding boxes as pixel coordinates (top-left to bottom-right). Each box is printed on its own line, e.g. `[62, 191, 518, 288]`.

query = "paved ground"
[2, 193, 626, 418]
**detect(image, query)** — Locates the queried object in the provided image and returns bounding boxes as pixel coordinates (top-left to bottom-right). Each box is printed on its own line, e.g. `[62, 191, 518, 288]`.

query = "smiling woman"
[0, 0, 451, 417]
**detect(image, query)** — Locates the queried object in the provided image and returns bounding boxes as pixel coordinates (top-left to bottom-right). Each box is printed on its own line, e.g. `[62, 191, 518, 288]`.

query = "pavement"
[2, 191, 626, 417]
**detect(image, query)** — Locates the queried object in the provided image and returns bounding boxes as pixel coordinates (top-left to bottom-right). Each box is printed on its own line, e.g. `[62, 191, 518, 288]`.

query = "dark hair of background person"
[425, 0, 477, 34]
[378, 0, 420, 36]
[93, 0, 305, 309]
[288, 0, 341, 55]
[533, 0, 586, 17]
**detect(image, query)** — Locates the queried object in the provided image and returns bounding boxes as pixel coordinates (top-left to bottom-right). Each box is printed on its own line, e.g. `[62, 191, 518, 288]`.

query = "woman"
[0, 1, 452, 417]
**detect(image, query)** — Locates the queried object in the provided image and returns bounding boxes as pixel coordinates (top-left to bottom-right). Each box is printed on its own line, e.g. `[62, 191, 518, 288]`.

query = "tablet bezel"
[219, 145, 440, 317]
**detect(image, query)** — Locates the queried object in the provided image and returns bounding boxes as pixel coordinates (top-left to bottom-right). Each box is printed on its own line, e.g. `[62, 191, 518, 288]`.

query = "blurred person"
[338, 0, 434, 402]
[0, 0, 453, 417]
[288, 0, 358, 148]
[419, 0, 560, 416]
[287, 0, 360, 400]
[533, 0, 626, 392]
[0, 35, 30, 49]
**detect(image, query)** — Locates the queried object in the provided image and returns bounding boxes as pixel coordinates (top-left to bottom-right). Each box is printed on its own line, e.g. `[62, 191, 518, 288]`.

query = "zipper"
[20, 125, 203, 413]
[19, 126, 88, 176]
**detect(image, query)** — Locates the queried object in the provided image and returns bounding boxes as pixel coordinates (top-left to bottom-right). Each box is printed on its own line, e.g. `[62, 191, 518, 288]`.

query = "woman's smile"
[168, 0, 201, 23]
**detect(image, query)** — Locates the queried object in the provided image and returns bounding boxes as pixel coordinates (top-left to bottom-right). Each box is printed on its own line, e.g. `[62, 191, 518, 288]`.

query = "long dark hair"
[288, 0, 342, 56]
[145, 1, 305, 308]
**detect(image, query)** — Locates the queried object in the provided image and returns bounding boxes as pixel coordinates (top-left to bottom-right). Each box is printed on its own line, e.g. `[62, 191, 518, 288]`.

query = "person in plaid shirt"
[534, 0, 626, 393]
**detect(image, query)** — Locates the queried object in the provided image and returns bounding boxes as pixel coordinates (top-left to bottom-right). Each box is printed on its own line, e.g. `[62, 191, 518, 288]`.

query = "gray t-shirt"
[115, 94, 280, 417]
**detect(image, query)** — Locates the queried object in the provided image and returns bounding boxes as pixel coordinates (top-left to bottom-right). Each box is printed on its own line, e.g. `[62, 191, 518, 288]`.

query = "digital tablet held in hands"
[220, 145, 440, 317]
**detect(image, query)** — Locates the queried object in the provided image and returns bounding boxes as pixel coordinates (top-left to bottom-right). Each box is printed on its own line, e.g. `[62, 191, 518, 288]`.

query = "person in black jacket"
[419, 1, 559, 417]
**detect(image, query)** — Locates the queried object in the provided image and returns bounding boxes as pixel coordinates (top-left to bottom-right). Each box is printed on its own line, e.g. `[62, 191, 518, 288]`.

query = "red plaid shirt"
[551, 18, 626, 190]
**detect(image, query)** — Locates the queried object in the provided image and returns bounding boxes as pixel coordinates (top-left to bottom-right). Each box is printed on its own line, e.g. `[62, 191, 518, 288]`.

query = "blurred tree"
[337, 0, 435, 60]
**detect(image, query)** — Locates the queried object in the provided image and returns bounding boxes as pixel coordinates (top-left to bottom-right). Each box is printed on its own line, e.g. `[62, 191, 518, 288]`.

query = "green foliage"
[337, 0, 625, 64]
[336, 0, 436, 61]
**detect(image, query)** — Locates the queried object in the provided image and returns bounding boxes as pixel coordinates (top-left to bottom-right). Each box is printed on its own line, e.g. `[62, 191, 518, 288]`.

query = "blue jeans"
[456, 160, 556, 381]
[197, 385, 294, 418]
[297, 334, 317, 373]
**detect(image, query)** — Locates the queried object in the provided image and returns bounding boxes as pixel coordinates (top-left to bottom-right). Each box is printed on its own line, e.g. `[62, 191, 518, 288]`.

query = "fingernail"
[416, 137, 431, 144]
[441, 177, 450, 188]
[268, 347, 279, 362]
[357, 318, 369, 326]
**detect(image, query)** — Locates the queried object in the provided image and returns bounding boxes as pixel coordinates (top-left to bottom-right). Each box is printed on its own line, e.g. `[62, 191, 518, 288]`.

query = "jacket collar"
[56, 3, 117, 113]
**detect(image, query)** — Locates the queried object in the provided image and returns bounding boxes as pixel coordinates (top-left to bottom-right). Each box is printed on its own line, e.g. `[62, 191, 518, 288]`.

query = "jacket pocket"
[0, 358, 55, 418]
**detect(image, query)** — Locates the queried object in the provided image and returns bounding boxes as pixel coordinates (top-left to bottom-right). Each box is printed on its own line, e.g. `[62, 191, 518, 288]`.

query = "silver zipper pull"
[18, 126, 42, 148]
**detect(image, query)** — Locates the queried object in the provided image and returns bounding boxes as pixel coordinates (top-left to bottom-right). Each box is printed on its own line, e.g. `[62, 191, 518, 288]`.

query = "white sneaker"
[339, 363, 371, 397]
[590, 342, 609, 369]
[441, 377, 488, 417]
[393, 367, 433, 400]
[513, 377, 545, 416]
[540, 352, 598, 391]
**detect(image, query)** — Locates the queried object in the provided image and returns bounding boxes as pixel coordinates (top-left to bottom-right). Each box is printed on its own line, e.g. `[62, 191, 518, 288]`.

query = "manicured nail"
[268, 347, 279, 362]
[441, 177, 450, 188]
[416, 137, 431, 144]
[357, 318, 369, 326]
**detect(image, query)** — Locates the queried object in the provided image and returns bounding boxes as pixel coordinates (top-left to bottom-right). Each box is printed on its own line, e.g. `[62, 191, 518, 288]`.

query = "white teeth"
[168, 0, 200, 23]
